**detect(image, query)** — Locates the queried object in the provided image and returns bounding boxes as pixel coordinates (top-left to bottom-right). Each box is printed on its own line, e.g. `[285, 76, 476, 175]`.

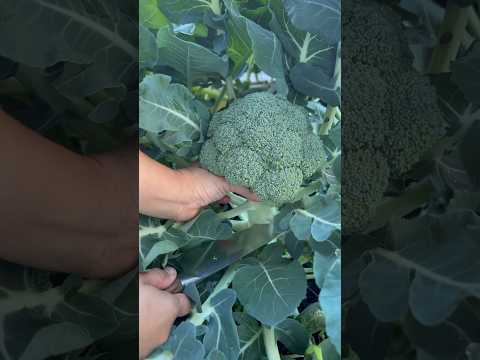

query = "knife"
[164, 223, 274, 293]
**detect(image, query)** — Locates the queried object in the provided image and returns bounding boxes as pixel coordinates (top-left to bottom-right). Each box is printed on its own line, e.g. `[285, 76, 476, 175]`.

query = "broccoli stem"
[319, 106, 337, 135]
[209, 0, 222, 16]
[263, 326, 282, 360]
[192, 86, 222, 100]
[294, 180, 322, 201]
[211, 84, 229, 113]
[218, 201, 259, 219]
[226, 76, 236, 100]
[366, 182, 436, 233]
[429, 3, 469, 73]
[305, 344, 324, 360]
[467, 6, 480, 39]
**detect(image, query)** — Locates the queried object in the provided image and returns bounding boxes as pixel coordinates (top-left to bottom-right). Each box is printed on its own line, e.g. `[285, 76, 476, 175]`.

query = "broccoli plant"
[342, 0, 447, 234]
[342, 1, 480, 359]
[139, 0, 341, 359]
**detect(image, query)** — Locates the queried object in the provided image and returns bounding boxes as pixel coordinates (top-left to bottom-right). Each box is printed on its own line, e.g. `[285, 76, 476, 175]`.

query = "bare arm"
[0, 110, 137, 278]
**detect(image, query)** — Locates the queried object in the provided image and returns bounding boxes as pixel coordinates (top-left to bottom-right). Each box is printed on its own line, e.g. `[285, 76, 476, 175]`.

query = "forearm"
[0, 110, 137, 276]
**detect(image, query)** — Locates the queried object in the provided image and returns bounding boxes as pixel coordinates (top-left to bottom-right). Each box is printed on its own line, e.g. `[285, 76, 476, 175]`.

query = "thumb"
[140, 267, 177, 290]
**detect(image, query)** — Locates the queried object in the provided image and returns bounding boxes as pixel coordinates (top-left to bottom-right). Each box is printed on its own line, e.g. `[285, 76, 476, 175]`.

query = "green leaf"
[0, 1, 137, 68]
[269, 0, 336, 67]
[139, 74, 202, 138]
[19, 323, 92, 360]
[156, 26, 229, 85]
[284, 231, 306, 260]
[202, 289, 241, 359]
[224, 0, 289, 94]
[235, 313, 264, 360]
[313, 252, 337, 294]
[206, 350, 227, 360]
[0, 1, 137, 99]
[178, 209, 234, 249]
[158, 0, 218, 24]
[139, 24, 158, 69]
[451, 42, 480, 106]
[233, 245, 307, 326]
[140, 0, 169, 29]
[140, 210, 233, 270]
[150, 322, 205, 360]
[298, 302, 326, 335]
[359, 257, 410, 322]
[290, 63, 340, 105]
[283, 0, 340, 44]
[275, 318, 310, 354]
[360, 211, 480, 327]
[318, 258, 341, 355]
[290, 195, 340, 242]
[320, 339, 342, 360]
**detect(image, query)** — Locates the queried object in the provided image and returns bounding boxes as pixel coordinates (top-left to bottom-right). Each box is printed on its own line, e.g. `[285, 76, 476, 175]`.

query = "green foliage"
[0, 2, 138, 359]
[200, 92, 327, 204]
[140, 0, 341, 359]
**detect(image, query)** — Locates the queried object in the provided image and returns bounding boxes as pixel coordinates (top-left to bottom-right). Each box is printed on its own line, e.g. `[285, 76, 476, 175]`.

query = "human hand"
[139, 267, 191, 359]
[139, 151, 258, 221]
[173, 166, 259, 220]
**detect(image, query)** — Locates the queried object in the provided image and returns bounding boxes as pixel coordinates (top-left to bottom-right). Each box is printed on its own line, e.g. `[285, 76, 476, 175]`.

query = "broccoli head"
[200, 92, 327, 204]
[342, 0, 447, 233]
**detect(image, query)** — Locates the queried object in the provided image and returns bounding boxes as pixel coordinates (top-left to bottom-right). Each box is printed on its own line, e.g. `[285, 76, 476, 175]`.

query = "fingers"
[140, 267, 177, 290]
[218, 195, 230, 205]
[172, 293, 192, 317]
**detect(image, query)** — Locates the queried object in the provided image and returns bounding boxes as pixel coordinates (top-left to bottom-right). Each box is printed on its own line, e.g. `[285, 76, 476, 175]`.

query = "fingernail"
[165, 267, 176, 276]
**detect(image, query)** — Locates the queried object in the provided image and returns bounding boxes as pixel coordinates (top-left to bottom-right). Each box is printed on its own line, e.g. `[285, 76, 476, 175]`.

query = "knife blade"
[166, 223, 274, 292]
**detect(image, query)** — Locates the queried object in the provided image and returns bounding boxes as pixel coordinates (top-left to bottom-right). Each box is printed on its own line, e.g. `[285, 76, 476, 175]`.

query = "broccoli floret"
[254, 168, 304, 204]
[342, 0, 447, 233]
[343, 149, 390, 232]
[343, 63, 389, 150]
[383, 70, 446, 176]
[223, 149, 265, 188]
[212, 123, 242, 154]
[343, 0, 411, 69]
[199, 140, 223, 175]
[302, 133, 328, 178]
[200, 92, 327, 204]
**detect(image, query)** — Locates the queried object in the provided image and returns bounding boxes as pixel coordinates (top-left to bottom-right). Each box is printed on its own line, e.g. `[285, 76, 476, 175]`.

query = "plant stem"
[226, 76, 236, 100]
[218, 201, 258, 219]
[366, 181, 436, 233]
[188, 265, 238, 326]
[211, 84, 229, 113]
[319, 106, 337, 135]
[429, 3, 469, 73]
[210, 0, 222, 16]
[294, 180, 322, 201]
[192, 86, 222, 99]
[306, 344, 324, 360]
[263, 326, 282, 360]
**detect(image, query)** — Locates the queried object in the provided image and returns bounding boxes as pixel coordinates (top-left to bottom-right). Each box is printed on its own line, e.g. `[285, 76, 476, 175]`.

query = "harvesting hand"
[139, 151, 258, 221]
[0, 110, 137, 278]
[139, 267, 191, 359]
